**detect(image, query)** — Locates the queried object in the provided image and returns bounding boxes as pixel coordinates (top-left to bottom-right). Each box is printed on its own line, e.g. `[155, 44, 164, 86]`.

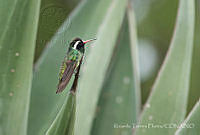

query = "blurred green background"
[34, 0, 200, 111]
[0, 0, 199, 135]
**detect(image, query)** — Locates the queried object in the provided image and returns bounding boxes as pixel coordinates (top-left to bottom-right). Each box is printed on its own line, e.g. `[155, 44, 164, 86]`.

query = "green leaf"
[74, 0, 128, 134]
[0, 0, 40, 134]
[28, 0, 121, 134]
[187, 0, 200, 114]
[135, 0, 195, 134]
[175, 100, 200, 135]
[45, 92, 76, 135]
[90, 13, 140, 134]
[133, 0, 179, 105]
[127, 4, 141, 117]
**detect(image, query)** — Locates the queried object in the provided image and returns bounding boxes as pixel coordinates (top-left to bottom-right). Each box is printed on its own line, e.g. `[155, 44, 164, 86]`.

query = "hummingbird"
[56, 37, 96, 94]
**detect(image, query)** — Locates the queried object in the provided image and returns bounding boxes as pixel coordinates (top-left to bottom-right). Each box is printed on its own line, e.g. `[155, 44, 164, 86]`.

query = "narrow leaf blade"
[127, 4, 141, 117]
[175, 100, 200, 135]
[45, 92, 76, 135]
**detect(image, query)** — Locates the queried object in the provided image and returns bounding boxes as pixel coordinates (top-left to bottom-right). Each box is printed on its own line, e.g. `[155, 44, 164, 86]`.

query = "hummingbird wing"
[56, 60, 77, 93]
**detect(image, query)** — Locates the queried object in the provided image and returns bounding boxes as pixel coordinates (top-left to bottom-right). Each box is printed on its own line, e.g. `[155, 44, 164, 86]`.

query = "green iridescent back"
[58, 48, 83, 80]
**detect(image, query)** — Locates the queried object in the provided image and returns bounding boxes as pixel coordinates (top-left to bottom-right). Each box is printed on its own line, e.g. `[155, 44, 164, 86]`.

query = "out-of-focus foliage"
[135, 0, 195, 135]
[0, 0, 40, 134]
[133, 0, 179, 104]
[91, 10, 140, 134]
[134, 0, 200, 117]
[187, 0, 200, 114]
[0, 0, 199, 135]
[175, 101, 200, 135]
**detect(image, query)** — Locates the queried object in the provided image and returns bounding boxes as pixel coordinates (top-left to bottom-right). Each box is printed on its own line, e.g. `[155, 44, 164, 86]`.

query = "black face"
[70, 38, 85, 51]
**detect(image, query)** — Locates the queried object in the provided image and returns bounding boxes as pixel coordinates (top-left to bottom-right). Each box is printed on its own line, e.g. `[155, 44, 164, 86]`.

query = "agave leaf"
[74, 0, 128, 134]
[135, 0, 195, 134]
[91, 11, 140, 134]
[127, 4, 141, 117]
[0, 0, 40, 134]
[175, 100, 200, 135]
[133, 0, 179, 105]
[28, 0, 119, 134]
[187, 0, 200, 114]
[45, 92, 76, 135]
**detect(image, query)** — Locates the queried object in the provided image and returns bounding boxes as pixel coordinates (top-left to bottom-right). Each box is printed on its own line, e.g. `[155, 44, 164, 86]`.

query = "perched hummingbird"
[56, 37, 96, 94]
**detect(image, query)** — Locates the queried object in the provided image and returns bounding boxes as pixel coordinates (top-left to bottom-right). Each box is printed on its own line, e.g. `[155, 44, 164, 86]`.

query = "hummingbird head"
[70, 37, 96, 51]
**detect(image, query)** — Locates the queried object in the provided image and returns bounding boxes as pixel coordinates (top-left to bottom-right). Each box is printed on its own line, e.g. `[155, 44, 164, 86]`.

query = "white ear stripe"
[73, 41, 80, 49]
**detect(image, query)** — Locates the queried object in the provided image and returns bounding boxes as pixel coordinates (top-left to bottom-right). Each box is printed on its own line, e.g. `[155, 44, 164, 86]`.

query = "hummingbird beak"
[83, 38, 97, 44]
